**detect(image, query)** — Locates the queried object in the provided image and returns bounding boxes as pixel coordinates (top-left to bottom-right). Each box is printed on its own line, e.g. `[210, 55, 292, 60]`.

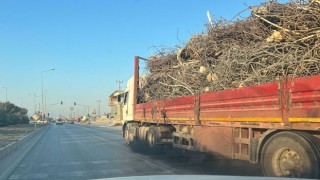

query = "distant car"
[70, 121, 74, 124]
[56, 119, 63, 125]
[29, 120, 36, 124]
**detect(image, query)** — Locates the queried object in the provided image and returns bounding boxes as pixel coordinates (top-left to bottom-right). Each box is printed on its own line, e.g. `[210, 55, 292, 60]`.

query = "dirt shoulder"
[0, 124, 46, 148]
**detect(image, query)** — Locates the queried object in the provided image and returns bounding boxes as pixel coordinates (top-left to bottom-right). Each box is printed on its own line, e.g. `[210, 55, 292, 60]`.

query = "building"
[108, 90, 123, 120]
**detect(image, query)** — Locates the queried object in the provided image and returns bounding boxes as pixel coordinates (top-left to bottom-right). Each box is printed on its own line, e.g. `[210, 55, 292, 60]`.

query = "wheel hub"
[274, 148, 303, 177]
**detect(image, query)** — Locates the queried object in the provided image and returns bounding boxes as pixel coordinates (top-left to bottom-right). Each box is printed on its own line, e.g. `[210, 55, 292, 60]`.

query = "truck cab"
[121, 76, 134, 124]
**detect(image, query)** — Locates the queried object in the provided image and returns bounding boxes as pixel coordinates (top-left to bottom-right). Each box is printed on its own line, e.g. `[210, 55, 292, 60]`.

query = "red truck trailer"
[123, 56, 320, 178]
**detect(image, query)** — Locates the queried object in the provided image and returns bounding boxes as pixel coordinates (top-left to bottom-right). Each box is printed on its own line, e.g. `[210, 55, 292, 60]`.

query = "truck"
[122, 56, 320, 179]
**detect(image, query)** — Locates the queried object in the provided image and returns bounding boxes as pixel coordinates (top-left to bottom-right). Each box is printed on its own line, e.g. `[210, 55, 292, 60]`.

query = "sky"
[0, 0, 287, 118]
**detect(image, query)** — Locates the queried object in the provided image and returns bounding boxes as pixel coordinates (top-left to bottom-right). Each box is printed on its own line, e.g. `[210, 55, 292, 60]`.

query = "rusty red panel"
[160, 96, 195, 119]
[135, 95, 195, 121]
[201, 81, 280, 101]
[287, 75, 320, 121]
[200, 82, 282, 120]
[136, 81, 282, 123]
[289, 75, 320, 93]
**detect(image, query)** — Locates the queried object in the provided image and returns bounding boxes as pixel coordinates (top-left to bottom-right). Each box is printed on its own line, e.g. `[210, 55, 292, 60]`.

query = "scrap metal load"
[138, 0, 320, 103]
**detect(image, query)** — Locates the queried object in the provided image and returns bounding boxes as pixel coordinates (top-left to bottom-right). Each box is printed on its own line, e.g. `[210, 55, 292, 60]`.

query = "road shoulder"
[0, 125, 50, 179]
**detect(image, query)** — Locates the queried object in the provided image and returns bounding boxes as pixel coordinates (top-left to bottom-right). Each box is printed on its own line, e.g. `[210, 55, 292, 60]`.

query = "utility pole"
[41, 68, 55, 121]
[116, 80, 123, 92]
[97, 100, 101, 117]
[44, 91, 47, 118]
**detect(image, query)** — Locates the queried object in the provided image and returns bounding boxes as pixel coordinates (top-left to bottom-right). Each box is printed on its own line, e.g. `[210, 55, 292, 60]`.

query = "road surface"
[0, 124, 263, 179]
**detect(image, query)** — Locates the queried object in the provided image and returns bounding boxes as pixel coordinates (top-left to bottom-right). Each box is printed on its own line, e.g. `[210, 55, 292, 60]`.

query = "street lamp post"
[97, 100, 101, 117]
[41, 68, 55, 121]
[44, 90, 48, 118]
[1, 86, 7, 102]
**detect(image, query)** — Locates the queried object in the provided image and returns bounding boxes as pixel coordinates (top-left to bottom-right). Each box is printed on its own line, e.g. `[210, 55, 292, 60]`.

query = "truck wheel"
[124, 125, 130, 145]
[261, 131, 320, 179]
[147, 126, 164, 153]
[147, 126, 158, 148]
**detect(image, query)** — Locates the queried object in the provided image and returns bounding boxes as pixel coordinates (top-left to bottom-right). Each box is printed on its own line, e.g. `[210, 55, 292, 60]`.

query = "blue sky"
[0, 0, 287, 117]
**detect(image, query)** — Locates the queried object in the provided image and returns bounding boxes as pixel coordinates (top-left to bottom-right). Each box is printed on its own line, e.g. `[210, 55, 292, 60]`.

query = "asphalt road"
[0, 124, 263, 179]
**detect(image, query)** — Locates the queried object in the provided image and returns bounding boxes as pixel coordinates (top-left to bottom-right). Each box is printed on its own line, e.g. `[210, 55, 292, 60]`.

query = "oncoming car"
[56, 119, 63, 125]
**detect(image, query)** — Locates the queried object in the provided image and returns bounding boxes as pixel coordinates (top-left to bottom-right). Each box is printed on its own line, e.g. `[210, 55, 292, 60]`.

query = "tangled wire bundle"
[138, 0, 320, 103]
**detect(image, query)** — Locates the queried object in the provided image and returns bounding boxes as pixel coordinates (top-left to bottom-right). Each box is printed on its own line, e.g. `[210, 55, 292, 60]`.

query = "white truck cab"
[122, 76, 135, 124]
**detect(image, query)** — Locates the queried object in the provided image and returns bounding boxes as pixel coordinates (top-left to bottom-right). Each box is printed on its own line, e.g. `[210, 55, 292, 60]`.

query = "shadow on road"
[127, 145, 263, 176]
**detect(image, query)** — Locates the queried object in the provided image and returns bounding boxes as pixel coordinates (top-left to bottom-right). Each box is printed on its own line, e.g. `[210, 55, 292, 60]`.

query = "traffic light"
[61, 101, 63, 105]
[74, 102, 76, 106]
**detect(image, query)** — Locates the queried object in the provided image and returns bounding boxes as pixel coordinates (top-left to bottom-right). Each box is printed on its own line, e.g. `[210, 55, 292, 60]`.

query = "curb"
[0, 126, 46, 160]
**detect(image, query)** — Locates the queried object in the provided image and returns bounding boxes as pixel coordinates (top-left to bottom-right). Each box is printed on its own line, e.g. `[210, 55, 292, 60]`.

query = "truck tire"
[124, 124, 146, 152]
[261, 131, 320, 179]
[147, 126, 164, 153]
[124, 125, 130, 145]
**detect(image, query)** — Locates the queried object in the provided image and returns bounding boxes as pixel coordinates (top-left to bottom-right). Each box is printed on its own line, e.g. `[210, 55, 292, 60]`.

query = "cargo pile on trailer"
[139, 0, 320, 102]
